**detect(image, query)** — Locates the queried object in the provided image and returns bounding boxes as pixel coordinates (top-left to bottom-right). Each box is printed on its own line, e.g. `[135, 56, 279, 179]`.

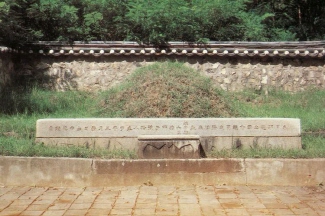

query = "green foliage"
[247, 0, 325, 41]
[0, 0, 41, 48]
[0, 0, 324, 47]
[83, 12, 103, 41]
[35, 0, 81, 41]
[123, 0, 261, 44]
[0, 1, 8, 22]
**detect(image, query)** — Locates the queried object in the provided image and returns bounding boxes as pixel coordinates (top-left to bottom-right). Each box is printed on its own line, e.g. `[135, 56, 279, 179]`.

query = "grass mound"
[99, 62, 234, 117]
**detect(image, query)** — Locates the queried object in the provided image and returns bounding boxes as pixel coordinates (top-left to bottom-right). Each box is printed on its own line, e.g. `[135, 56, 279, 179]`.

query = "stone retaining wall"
[1, 157, 324, 186]
[2, 54, 325, 92]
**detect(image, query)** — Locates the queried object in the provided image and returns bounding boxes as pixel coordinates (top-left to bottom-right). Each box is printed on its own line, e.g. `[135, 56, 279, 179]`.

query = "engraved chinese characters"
[36, 118, 301, 153]
[42, 118, 296, 137]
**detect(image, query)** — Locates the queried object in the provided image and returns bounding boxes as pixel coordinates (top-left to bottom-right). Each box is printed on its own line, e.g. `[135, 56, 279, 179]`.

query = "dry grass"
[99, 62, 235, 118]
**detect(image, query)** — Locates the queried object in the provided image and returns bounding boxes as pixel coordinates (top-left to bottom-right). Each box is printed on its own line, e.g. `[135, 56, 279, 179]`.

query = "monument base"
[35, 136, 301, 156]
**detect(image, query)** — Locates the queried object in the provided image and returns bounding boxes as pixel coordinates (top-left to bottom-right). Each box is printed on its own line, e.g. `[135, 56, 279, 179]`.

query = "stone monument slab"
[36, 118, 300, 137]
[35, 118, 302, 158]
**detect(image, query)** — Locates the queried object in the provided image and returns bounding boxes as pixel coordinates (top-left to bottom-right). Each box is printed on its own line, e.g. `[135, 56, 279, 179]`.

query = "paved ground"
[0, 185, 324, 216]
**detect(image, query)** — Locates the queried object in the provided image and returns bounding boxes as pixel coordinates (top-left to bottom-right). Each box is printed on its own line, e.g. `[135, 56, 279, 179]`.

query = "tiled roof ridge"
[1, 41, 325, 57]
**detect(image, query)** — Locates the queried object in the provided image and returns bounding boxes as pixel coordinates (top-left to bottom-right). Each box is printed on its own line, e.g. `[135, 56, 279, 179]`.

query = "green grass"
[0, 62, 324, 158]
[226, 89, 325, 132]
[0, 137, 137, 159]
[208, 135, 325, 159]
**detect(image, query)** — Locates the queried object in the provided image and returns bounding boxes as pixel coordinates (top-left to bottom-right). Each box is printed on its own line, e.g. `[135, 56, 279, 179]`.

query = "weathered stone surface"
[1, 157, 324, 186]
[35, 137, 138, 150]
[245, 159, 325, 186]
[36, 118, 301, 137]
[2, 55, 325, 92]
[36, 118, 302, 154]
[138, 136, 201, 159]
[0, 156, 93, 187]
[200, 136, 302, 151]
[138, 140, 200, 159]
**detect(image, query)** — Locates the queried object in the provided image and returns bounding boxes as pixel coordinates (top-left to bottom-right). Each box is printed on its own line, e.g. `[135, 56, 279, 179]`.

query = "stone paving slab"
[0, 185, 324, 216]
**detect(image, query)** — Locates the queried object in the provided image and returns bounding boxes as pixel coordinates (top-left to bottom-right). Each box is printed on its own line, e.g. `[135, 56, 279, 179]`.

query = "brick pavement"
[0, 185, 324, 216]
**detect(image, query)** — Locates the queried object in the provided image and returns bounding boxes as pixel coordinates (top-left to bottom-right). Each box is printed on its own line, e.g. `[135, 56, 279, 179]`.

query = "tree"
[294, 0, 325, 40]
[0, 0, 324, 48]
[122, 0, 270, 45]
[77, 0, 128, 41]
[247, 0, 325, 40]
[31, 0, 80, 42]
[0, 0, 42, 48]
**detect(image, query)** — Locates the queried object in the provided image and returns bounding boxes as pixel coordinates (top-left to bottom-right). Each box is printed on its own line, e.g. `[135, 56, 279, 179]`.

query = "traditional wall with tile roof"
[1, 42, 325, 92]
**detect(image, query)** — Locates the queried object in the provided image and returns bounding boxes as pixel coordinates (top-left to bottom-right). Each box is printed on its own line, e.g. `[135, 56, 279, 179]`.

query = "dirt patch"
[2, 131, 19, 138]
[302, 131, 325, 138]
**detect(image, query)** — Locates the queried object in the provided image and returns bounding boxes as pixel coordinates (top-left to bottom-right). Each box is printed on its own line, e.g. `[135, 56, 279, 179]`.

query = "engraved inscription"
[47, 123, 290, 135]
[37, 118, 300, 139]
